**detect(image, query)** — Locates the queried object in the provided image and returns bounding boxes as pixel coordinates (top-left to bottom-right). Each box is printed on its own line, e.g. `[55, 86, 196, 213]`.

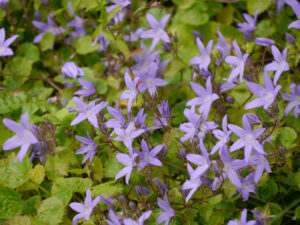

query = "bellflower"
[115, 153, 138, 185]
[282, 83, 300, 118]
[0, 28, 19, 57]
[140, 14, 171, 51]
[228, 116, 266, 163]
[186, 77, 219, 119]
[2, 113, 39, 162]
[132, 108, 148, 130]
[70, 97, 108, 128]
[182, 163, 202, 203]
[154, 101, 170, 128]
[106, 0, 131, 25]
[288, 20, 300, 30]
[228, 209, 256, 225]
[75, 131, 97, 163]
[124, 28, 144, 42]
[69, 189, 100, 225]
[211, 115, 232, 155]
[186, 141, 211, 180]
[214, 29, 230, 66]
[137, 139, 164, 171]
[190, 38, 213, 72]
[255, 37, 275, 46]
[106, 103, 127, 131]
[113, 121, 144, 154]
[237, 173, 256, 201]
[285, 32, 295, 44]
[157, 194, 175, 225]
[237, 12, 258, 40]
[67, 2, 85, 41]
[245, 72, 281, 110]
[276, 0, 300, 18]
[105, 209, 121, 225]
[62, 62, 85, 79]
[0, 0, 9, 8]
[74, 78, 96, 97]
[137, 65, 168, 97]
[123, 210, 152, 225]
[248, 154, 271, 183]
[92, 32, 109, 52]
[32, 13, 65, 43]
[264, 45, 289, 85]
[120, 71, 138, 112]
[225, 40, 249, 83]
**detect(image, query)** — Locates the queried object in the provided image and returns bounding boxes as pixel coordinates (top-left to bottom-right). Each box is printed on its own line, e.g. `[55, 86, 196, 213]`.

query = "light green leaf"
[247, 0, 271, 15]
[74, 36, 100, 55]
[17, 42, 40, 62]
[92, 181, 123, 197]
[2, 216, 31, 225]
[0, 186, 23, 220]
[278, 127, 297, 148]
[40, 33, 55, 52]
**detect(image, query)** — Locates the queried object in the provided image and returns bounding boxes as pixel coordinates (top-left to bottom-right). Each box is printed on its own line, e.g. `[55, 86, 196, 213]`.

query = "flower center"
[86, 109, 94, 117]
[264, 92, 274, 102]
[245, 133, 254, 144]
[20, 130, 32, 144]
[146, 78, 154, 87]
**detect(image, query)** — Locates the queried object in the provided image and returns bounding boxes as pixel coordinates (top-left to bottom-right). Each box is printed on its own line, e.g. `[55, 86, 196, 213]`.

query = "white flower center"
[204, 95, 212, 102]
[86, 109, 94, 117]
[264, 92, 274, 102]
[146, 78, 154, 87]
[20, 130, 32, 144]
[144, 152, 151, 162]
[223, 163, 231, 172]
[0, 46, 4, 55]
[245, 133, 254, 144]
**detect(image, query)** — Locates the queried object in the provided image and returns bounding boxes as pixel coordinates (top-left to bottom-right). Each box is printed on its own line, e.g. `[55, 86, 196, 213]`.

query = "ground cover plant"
[0, 0, 300, 224]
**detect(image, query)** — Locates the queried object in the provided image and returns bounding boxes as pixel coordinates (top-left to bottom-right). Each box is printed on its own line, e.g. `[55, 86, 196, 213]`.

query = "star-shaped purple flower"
[137, 139, 164, 171]
[182, 163, 202, 203]
[75, 131, 97, 163]
[264, 45, 289, 85]
[74, 78, 95, 97]
[157, 193, 175, 225]
[140, 14, 171, 51]
[237, 12, 258, 40]
[115, 153, 138, 185]
[120, 71, 138, 112]
[70, 97, 108, 128]
[0, 28, 18, 57]
[186, 77, 219, 119]
[62, 62, 85, 79]
[282, 83, 300, 118]
[245, 72, 281, 110]
[105, 209, 121, 225]
[228, 208, 256, 225]
[214, 29, 230, 66]
[237, 172, 256, 201]
[3, 113, 39, 162]
[276, 0, 300, 18]
[225, 40, 249, 83]
[228, 116, 266, 163]
[123, 210, 152, 225]
[190, 38, 213, 72]
[69, 189, 100, 225]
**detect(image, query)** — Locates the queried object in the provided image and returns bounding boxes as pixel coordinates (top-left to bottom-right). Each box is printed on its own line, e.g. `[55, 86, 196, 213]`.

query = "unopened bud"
[179, 148, 186, 159]
[192, 31, 202, 39]
[285, 32, 295, 44]
[225, 96, 234, 104]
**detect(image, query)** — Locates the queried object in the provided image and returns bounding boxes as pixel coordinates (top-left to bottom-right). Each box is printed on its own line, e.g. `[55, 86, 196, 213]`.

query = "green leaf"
[216, 5, 234, 25]
[17, 42, 40, 62]
[94, 79, 108, 95]
[74, 36, 100, 55]
[179, 7, 209, 26]
[2, 216, 31, 225]
[22, 195, 41, 215]
[45, 155, 69, 180]
[199, 204, 213, 222]
[255, 19, 276, 37]
[92, 181, 123, 197]
[3, 57, 33, 90]
[278, 127, 297, 148]
[247, 0, 271, 15]
[0, 8, 6, 23]
[223, 179, 237, 199]
[40, 33, 55, 51]
[207, 194, 222, 205]
[295, 206, 300, 219]
[29, 164, 45, 184]
[0, 155, 32, 188]
[258, 178, 278, 200]
[104, 153, 123, 178]
[34, 196, 64, 225]
[0, 186, 23, 220]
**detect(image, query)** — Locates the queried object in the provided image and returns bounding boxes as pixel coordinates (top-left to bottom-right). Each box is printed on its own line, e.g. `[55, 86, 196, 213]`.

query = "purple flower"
[282, 83, 300, 118]
[157, 194, 175, 225]
[0, 28, 18, 57]
[74, 78, 95, 97]
[214, 29, 230, 66]
[123, 210, 152, 225]
[106, 0, 131, 25]
[186, 77, 219, 119]
[264, 45, 289, 85]
[92, 32, 109, 52]
[0, 0, 9, 8]
[113, 122, 144, 154]
[245, 72, 281, 110]
[0, 28, 19, 57]
[137, 139, 164, 171]
[182, 163, 202, 203]
[225, 40, 249, 83]
[237, 12, 258, 40]
[67, 2, 85, 42]
[228, 209, 256, 225]
[115, 153, 137, 184]
[276, 0, 300, 18]
[105, 209, 121, 225]
[285, 32, 295, 44]
[248, 154, 271, 183]
[69, 189, 100, 225]
[3, 113, 39, 162]
[190, 38, 213, 72]
[140, 14, 171, 51]
[62, 62, 85, 79]
[154, 101, 170, 128]
[211, 115, 232, 155]
[32, 13, 65, 43]
[237, 173, 256, 201]
[75, 131, 97, 163]
[106, 103, 127, 131]
[120, 71, 138, 112]
[186, 141, 211, 180]
[70, 97, 108, 128]
[228, 116, 266, 163]
[124, 28, 144, 42]
[255, 37, 275, 46]
[137, 65, 168, 97]
[99, 195, 114, 206]
[288, 19, 300, 29]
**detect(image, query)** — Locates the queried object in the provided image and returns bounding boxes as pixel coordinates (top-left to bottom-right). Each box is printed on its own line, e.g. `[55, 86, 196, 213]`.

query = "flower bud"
[163, 43, 171, 52]
[285, 32, 295, 44]
[192, 31, 202, 39]
[225, 96, 234, 104]
[179, 148, 186, 159]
